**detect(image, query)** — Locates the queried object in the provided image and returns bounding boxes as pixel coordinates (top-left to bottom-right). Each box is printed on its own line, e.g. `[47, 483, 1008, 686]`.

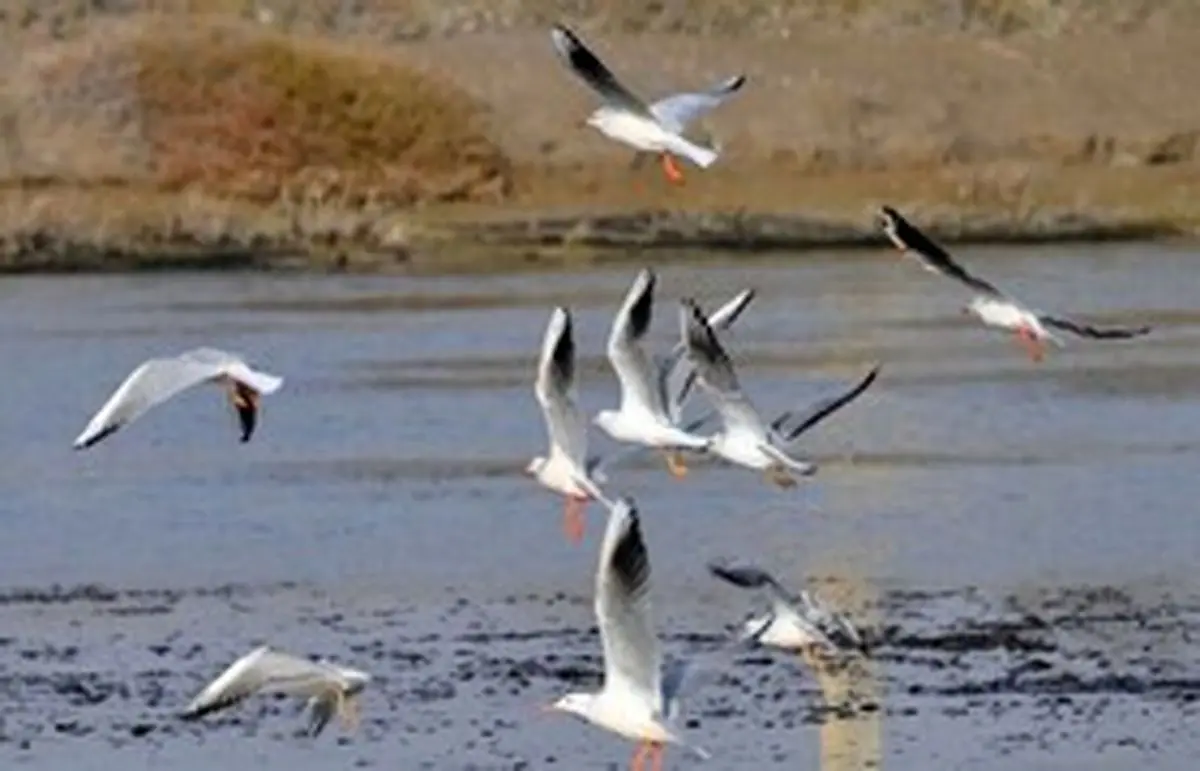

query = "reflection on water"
[807, 572, 884, 771]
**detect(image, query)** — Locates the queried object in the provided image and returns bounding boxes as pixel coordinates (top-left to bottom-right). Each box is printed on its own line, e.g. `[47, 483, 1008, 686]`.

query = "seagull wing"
[596, 498, 662, 714]
[680, 298, 765, 439]
[74, 348, 282, 449]
[771, 365, 881, 444]
[649, 75, 747, 134]
[669, 288, 756, 415]
[550, 24, 650, 116]
[877, 206, 1005, 296]
[535, 307, 589, 466]
[179, 647, 341, 721]
[707, 562, 795, 610]
[607, 269, 670, 420]
[1039, 315, 1153, 340]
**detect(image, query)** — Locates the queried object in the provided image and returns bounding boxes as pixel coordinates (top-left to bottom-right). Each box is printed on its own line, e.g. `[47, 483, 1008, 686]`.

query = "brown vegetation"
[0, 3, 1198, 268]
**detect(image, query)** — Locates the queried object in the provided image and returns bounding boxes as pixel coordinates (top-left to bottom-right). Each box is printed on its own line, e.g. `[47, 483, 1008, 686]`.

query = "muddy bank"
[0, 578, 1196, 767]
[1, 9, 1200, 271]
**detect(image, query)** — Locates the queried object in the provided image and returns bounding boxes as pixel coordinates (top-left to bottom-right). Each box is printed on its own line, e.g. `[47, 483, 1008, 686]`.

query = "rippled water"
[1, 242, 1199, 769]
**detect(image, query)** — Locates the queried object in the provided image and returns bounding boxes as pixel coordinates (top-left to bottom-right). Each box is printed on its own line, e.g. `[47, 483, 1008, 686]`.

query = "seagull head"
[524, 456, 548, 477]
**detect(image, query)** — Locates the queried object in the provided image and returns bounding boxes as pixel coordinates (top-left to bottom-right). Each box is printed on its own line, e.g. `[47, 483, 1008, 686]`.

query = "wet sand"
[1, 245, 1199, 767]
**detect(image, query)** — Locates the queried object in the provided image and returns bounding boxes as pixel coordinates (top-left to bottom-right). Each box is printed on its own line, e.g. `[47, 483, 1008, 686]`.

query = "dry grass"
[1, 18, 511, 207]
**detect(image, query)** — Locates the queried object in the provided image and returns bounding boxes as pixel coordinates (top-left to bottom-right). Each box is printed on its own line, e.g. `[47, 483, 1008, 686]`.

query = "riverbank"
[1, 6, 1199, 271]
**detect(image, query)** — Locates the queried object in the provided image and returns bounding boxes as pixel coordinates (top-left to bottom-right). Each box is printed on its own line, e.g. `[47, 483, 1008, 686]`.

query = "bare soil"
[0, 3, 1199, 269]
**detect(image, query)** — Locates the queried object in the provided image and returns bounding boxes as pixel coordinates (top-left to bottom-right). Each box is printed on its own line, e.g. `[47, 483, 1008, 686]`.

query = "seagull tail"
[668, 135, 719, 169]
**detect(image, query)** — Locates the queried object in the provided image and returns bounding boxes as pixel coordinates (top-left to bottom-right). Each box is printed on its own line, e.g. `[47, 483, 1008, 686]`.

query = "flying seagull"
[550, 23, 745, 185]
[877, 206, 1152, 361]
[547, 498, 710, 769]
[709, 563, 869, 656]
[179, 646, 370, 737]
[594, 269, 713, 479]
[73, 347, 283, 449]
[681, 298, 880, 488]
[527, 307, 607, 544]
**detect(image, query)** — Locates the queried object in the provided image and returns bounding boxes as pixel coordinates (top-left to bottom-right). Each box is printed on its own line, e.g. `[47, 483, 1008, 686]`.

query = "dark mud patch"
[0, 580, 1196, 765]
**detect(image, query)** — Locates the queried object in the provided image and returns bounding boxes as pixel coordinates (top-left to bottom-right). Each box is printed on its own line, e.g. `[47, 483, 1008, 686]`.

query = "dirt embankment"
[1, 2, 1200, 270]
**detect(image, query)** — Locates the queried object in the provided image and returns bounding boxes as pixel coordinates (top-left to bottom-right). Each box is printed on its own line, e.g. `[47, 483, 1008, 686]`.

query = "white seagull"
[548, 498, 710, 769]
[550, 23, 745, 185]
[680, 298, 880, 488]
[709, 563, 869, 656]
[877, 206, 1152, 362]
[74, 347, 283, 449]
[179, 646, 371, 737]
[594, 270, 713, 479]
[526, 306, 607, 544]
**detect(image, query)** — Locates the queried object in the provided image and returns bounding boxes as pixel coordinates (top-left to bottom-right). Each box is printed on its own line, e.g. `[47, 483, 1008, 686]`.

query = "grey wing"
[74, 355, 229, 449]
[180, 648, 333, 720]
[669, 288, 756, 412]
[550, 24, 650, 115]
[596, 498, 663, 712]
[877, 206, 1004, 296]
[536, 307, 588, 463]
[1039, 315, 1152, 340]
[770, 365, 881, 444]
[680, 299, 764, 436]
[708, 562, 794, 608]
[649, 75, 747, 133]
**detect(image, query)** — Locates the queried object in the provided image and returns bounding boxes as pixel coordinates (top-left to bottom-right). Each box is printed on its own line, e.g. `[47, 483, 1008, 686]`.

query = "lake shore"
[1, 4, 1199, 272]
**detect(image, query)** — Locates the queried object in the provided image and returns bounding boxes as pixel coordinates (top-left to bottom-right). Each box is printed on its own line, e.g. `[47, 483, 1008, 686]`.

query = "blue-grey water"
[1, 242, 1198, 770]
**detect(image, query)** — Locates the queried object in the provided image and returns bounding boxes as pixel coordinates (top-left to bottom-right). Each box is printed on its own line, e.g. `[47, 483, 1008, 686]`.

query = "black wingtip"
[610, 499, 650, 599]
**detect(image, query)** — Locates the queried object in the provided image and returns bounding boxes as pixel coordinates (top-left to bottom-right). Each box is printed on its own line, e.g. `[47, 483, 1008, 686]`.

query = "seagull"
[179, 646, 371, 737]
[877, 206, 1152, 362]
[550, 23, 745, 185]
[709, 563, 869, 656]
[527, 306, 607, 544]
[680, 298, 880, 488]
[548, 498, 710, 770]
[73, 347, 283, 449]
[595, 270, 714, 479]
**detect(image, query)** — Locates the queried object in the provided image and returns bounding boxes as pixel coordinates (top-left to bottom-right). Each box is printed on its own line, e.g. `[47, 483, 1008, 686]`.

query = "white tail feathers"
[670, 137, 719, 168]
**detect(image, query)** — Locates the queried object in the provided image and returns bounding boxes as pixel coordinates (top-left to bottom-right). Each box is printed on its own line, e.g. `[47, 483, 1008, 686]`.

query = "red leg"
[631, 742, 649, 771]
[1015, 325, 1045, 363]
[649, 743, 664, 771]
[562, 497, 587, 544]
[660, 153, 685, 185]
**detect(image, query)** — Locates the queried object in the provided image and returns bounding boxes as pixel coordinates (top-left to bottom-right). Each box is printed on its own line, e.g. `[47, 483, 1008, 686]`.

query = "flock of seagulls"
[57, 22, 1154, 768]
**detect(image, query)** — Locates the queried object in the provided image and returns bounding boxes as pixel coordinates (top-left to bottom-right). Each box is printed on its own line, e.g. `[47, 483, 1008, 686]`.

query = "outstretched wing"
[608, 269, 670, 420]
[680, 298, 765, 438]
[708, 562, 794, 609]
[74, 355, 230, 449]
[550, 24, 650, 116]
[877, 206, 1004, 296]
[649, 75, 747, 133]
[1040, 315, 1152, 340]
[771, 365, 881, 444]
[179, 647, 338, 721]
[669, 288, 756, 417]
[596, 498, 662, 714]
[535, 307, 589, 465]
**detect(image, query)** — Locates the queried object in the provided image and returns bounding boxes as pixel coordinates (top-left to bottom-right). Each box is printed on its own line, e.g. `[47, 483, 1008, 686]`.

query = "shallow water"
[1, 242, 1199, 769]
